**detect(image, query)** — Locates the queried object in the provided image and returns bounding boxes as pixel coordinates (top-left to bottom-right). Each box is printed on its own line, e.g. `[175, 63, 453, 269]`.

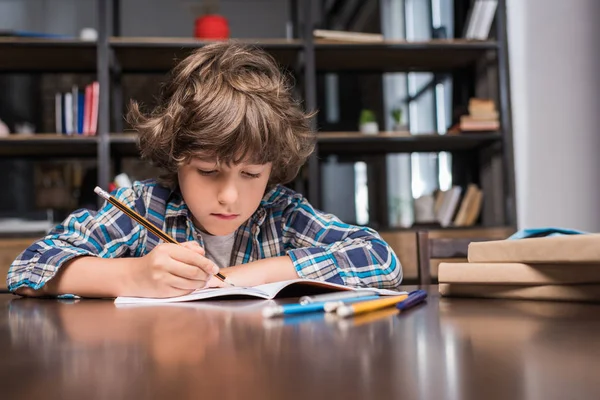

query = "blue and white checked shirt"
[7, 180, 402, 293]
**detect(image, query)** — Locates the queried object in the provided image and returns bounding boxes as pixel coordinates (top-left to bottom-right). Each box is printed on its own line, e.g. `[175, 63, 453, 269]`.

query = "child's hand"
[129, 241, 219, 298]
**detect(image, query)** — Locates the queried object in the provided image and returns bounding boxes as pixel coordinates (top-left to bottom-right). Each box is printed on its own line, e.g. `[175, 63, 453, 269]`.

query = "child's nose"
[217, 181, 238, 205]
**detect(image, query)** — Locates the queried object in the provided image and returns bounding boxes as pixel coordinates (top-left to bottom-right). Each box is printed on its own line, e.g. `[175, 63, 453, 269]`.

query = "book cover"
[468, 234, 600, 264]
[438, 262, 600, 285]
[313, 29, 384, 43]
[439, 283, 600, 303]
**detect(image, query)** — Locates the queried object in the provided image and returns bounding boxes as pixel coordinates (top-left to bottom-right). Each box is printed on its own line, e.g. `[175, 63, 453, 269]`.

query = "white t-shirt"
[201, 231, 236, 269]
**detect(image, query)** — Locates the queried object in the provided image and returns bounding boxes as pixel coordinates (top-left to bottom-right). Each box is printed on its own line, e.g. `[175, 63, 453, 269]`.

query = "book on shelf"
[54, 81, 99, 135]
[313, 29, 384, 43]
[463, 0, 498, 40]
[435, 186, 462, 227]
[468, 98, 496, 116]
[452, 183, 483, 227]
[114, 278, 405, 305]
[434, 184, 482, 228]
[448, 101, 500, 133]
[459, 116, 500, 131]
[458, 98, 500, 132]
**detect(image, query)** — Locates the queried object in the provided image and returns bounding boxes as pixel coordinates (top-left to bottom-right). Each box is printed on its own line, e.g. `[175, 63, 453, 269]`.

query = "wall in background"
[508, 0, 600, 232]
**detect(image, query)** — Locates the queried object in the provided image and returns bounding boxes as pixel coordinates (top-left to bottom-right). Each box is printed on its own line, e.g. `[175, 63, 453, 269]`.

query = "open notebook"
[114, 278, 405, 305]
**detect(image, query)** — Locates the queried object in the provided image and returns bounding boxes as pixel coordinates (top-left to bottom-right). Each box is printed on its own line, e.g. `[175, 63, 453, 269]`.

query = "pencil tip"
[224, 278, 235, 287]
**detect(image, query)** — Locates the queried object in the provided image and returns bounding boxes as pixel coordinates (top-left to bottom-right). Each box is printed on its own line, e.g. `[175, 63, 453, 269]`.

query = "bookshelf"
[0, 0, 516, 236]
[0, 132, 499, 159]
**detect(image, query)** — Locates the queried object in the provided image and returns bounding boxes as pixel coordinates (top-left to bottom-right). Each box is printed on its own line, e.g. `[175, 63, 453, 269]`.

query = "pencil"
[94, 186, 233, 286]
[336, 294, 408, 318]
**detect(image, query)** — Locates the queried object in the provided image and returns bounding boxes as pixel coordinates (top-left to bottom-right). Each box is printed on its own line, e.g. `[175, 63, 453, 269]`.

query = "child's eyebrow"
[191, 156, 218, 164]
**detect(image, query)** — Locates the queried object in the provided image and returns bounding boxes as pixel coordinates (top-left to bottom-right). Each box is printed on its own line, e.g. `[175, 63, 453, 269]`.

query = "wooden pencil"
[94, 186, 232, 286]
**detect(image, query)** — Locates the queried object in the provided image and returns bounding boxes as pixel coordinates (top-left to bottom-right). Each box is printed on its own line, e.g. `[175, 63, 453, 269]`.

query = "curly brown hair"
[127, 41, 315, 188]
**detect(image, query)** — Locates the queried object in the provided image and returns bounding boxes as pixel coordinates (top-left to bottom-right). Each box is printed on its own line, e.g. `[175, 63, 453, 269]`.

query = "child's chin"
[202, 223, 239, 236]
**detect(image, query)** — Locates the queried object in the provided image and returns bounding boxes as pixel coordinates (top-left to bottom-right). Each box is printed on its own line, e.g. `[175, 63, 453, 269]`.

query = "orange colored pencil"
[336, 294, 408, 318]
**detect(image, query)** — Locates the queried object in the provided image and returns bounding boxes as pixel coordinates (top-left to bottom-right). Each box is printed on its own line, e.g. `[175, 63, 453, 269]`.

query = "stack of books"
[438, 234, 600, 302]
[459, 98, 500, 132]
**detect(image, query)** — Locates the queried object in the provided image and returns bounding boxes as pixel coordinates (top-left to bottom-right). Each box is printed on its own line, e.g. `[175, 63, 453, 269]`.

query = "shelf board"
[110, 37, 303, 72]
[316, 132, 501, 154]
[0, 38, 96, 72]
[108, 132, 501, 157]
[0, 132, 500, 158]
[110, 133, 139, 156]
[0, 134, 98, 157]
[314, 39, 498, 72]
[0, 37, 495, 73]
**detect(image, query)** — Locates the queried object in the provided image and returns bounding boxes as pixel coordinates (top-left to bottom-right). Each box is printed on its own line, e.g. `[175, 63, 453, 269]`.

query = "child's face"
[178, 157, 272, 236]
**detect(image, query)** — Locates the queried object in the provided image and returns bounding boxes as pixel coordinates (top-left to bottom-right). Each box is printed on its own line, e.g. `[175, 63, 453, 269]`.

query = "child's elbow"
[380, 251, 403, 288]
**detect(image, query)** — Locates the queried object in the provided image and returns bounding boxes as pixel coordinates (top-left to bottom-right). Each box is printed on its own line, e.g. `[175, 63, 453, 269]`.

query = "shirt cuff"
[8, 247, 97, 293]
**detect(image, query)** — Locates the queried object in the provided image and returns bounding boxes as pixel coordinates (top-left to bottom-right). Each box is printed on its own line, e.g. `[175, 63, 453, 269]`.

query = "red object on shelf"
[194, 14, 230, 39]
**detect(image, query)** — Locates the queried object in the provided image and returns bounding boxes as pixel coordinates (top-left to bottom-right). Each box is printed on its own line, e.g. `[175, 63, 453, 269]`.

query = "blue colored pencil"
[395, 290, 428, 312]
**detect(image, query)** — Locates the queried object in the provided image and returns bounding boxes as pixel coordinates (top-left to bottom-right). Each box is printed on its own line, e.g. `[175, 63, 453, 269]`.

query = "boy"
[8, 42, 402, 298]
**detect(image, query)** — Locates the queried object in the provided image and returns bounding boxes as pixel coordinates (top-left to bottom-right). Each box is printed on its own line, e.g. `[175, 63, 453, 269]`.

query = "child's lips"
[211, 213, 239, 220]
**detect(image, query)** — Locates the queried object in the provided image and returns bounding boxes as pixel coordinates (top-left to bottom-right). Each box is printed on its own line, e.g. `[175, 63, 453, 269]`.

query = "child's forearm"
[224, 256, 298, 287]
[16, 256, 136, 298]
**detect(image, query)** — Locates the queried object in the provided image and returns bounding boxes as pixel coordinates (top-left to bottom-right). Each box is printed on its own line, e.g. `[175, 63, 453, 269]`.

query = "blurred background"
[1, 0, 600, 281]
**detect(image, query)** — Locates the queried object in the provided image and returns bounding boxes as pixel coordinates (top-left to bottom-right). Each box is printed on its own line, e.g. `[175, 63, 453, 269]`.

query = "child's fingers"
[170, 246, 217, 275]
[167, 260, 211, 282]
[166, 273, 208, 291]
[180, 241, 205, 256]
[205, 275, 227, 288]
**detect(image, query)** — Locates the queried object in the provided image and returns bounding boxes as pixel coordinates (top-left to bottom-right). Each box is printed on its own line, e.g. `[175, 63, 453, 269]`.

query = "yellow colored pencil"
[336, 294, 408, 318]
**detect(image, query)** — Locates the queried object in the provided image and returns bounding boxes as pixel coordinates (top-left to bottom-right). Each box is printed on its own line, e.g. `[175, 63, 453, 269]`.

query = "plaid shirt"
[7, 180, 402, 293]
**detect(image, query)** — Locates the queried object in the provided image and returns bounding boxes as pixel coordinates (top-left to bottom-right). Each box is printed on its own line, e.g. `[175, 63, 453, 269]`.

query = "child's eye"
[197, 169, 217, 176]
[243, 172, 261, 179]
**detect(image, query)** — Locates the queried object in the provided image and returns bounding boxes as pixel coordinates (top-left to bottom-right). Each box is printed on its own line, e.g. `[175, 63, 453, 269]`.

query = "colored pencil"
[336, 294, 409, 318]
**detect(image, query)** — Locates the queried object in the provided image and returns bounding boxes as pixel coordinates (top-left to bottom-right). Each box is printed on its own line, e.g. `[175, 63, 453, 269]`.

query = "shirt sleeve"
[282, 196, 403, 289]
[6, 187, 146, 293]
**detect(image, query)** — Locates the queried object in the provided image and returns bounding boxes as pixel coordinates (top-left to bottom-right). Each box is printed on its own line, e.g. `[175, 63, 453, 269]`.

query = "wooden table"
[1, 286, 599, 400]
